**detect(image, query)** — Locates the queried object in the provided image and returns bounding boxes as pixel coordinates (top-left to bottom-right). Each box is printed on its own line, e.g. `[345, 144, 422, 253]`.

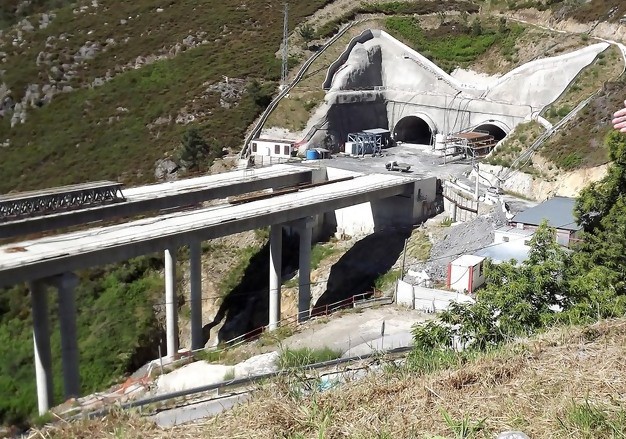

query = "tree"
[471, 17, 483, 36]
[178, 127, 210, 171]
[247, 80, 274, 108]
[411, 222, 568, 352]
[575, 131, 626, 232]
[498, 17, 508, 34]
[298, 23, 315, 44]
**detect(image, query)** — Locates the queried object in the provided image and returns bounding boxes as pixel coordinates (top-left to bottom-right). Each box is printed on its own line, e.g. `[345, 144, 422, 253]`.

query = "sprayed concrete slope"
[296, 29, 611, 148]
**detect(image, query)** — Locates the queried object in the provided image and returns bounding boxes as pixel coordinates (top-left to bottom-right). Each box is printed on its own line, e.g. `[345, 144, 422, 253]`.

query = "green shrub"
[279, 347, 342, 368]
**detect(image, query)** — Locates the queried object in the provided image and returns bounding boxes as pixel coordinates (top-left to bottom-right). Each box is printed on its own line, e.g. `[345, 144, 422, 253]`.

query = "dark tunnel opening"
[393, 116, 434, 145]
[474, 123, 508, 142]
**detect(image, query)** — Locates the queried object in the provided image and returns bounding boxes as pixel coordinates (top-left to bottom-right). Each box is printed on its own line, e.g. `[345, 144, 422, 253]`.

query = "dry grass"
[34, 319, 626, 438]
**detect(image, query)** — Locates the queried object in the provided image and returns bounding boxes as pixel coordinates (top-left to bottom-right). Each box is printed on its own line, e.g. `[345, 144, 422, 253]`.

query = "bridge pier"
[268, 224, 282, 331]
[298, 217, 314, 323]
[54, 273, 80, 399]
[189, 241, 203, 350]
[29, 272, 81, 415]
[29, 279, 53, 415]
[164, 248, 179, 358]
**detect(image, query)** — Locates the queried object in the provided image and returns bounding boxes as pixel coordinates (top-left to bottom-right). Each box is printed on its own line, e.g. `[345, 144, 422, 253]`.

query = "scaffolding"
[0, 181, 126, 222]
[447, 131, 497, 158]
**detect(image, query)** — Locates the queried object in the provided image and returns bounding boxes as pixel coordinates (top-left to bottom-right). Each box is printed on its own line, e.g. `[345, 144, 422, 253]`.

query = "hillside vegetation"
[41, 318, 626, 439]
[0, 0, 331, 192]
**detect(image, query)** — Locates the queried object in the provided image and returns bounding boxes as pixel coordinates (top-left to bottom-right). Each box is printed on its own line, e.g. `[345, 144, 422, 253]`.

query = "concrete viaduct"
[0, 165, 430, 415]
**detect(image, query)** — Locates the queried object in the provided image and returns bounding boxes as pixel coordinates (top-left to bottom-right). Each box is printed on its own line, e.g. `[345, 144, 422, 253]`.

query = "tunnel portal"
[474, 123, 508, 142]
[393, 116, 434, 145]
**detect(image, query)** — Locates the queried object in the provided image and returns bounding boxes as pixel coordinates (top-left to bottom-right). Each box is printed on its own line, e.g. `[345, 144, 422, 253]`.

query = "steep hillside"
[0, 0, 331, 192]
[35, 318, 626, 438]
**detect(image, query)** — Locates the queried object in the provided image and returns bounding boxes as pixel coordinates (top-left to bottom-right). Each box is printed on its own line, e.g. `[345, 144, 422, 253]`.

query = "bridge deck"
[0, 173, 416, 287]
[0, 164, 313, 238]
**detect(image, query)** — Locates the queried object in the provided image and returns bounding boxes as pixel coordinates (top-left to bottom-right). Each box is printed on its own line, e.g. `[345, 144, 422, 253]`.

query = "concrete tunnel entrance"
[474, 123, 508, 142]
[393, 116, 434, 145]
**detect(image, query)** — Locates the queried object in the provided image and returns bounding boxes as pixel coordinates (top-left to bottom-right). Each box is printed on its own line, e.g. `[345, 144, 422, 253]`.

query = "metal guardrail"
[143, 292, 385, 378]
[83, 345, 413, 419]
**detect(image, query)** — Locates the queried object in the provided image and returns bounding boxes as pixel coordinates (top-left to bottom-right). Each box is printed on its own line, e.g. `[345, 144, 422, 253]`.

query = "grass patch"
[223, 368, 235, 381]
[385, 16, 524, 73]
[265, 90, 325, 132]
[406, 229, 432, 261]
[485, 120, 545, 169]
[440, 217, 454, 227]
[41, 319, 626, 438]
[540, 78, 625, 171]
[311, 243, 338, 271]
[374, 269, 401, 292]
[314, 1, 479, 40]
[543, 45, 623, 125]
[561, 399, 626, 438]
[258, 326, 295, 347]
[217, 245, 264, 299]
[278, 347, 342, 368]
[503, 189, 536, 201]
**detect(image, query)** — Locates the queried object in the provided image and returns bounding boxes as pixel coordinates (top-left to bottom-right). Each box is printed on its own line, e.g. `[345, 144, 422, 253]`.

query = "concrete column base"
[165, 248, 179, 358]
[298, 217, 314, 323]
[29, 279, 53, 415]
[269, 224, 282, 331]
[189, 241, 203, 350]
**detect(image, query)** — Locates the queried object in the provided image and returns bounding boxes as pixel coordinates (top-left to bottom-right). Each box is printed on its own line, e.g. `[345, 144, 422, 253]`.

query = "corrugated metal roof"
[511, 196, 580, 231]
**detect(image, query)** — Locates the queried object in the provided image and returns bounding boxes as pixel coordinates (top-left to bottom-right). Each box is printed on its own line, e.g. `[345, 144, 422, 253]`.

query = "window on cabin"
[275, 144, 280, 155]
[252, 142, 257, 152]
[284, 145, 289, 156]
[502, 236, 509, 242]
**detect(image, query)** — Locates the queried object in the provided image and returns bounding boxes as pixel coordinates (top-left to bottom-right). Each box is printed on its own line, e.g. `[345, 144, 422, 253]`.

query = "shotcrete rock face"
[393, 115, 433, 144]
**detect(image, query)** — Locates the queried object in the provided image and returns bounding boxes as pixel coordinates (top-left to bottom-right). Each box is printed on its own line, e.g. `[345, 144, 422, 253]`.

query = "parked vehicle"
[385, 161, 411, 172]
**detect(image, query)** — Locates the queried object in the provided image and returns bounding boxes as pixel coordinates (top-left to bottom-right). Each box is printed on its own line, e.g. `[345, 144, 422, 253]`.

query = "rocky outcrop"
[477, 162, 609, 200]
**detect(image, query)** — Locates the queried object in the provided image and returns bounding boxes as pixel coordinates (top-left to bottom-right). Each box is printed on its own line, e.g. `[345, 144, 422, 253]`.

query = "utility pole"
[280, 2, 289, 91]
[474, 162, 480, 201]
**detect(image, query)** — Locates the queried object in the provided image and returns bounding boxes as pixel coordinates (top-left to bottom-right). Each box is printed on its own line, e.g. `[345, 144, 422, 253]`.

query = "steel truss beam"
[0, 182, 125, 222]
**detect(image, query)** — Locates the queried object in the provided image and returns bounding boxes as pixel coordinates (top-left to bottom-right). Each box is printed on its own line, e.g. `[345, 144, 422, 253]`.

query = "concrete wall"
[331, 177, 437, 238]
[443, 184, 478, 222]
[397, 279, 474, 312]
[516, 223, 576, 248]
[251, 140, 292, 157]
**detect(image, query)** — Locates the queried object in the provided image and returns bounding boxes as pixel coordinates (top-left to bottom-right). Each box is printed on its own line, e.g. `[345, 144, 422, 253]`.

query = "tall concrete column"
[29, 279, 53, 415]
[298, 218, 314, 323]
[189, 241, 203, 350]
[56, 273, 80, 399]
[164, 248, 179, 358]
[269, 224, 282, 331]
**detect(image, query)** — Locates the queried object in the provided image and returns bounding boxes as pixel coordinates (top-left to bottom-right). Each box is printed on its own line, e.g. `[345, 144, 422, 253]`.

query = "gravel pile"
[409, 206, 508, 281]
